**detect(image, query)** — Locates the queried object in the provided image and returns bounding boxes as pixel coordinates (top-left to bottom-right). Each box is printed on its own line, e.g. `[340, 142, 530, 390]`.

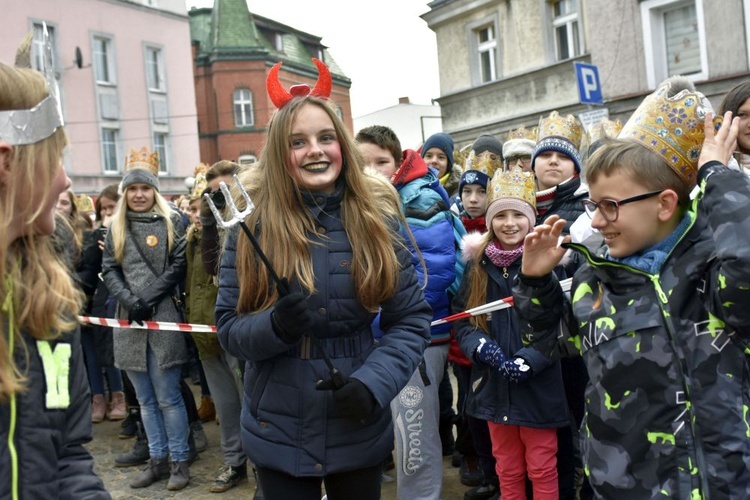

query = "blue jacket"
[397, 164, 465, 344]
[215, 185, 431, 476]
[453, 256, 569, 428]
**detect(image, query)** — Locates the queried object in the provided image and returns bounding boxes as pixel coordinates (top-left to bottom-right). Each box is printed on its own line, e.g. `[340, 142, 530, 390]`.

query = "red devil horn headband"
[266, 58, 333, 109]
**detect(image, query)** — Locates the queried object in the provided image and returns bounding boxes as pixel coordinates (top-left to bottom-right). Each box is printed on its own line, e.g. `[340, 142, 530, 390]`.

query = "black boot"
[115, 421, 149, 467]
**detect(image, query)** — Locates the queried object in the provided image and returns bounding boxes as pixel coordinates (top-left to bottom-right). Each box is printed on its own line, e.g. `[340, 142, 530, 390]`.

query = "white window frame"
[233, 88, 254, 127]
[101, 127, 120, 174]
[145, 45, 166, 92]
[550, 0, 584, 61]
[743, 0, 750, 70]
[467, 16, 500, 86]
[641, 0, 708, 88]
[31, 22, 58, 73]
[92, 35, 116, 85]
[153, 132, 169, 174]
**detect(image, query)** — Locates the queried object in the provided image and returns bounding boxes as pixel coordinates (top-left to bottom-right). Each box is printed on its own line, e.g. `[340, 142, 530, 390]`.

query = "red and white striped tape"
[78, 315, 216, 333]
[431, 277, 572, 327]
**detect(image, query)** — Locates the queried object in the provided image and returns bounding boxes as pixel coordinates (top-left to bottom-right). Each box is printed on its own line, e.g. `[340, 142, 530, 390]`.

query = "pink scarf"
[484, 241, 523, 268]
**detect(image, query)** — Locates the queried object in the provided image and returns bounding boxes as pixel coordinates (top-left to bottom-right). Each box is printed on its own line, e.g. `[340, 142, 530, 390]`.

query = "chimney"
[398, 97, 410, 104]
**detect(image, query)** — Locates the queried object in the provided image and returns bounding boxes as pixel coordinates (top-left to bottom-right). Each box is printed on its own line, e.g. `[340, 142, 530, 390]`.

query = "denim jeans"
[127, 348, 189, 461]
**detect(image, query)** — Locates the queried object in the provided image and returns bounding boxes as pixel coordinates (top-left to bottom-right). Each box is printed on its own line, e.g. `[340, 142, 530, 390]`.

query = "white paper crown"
[0, 23, 64, 145]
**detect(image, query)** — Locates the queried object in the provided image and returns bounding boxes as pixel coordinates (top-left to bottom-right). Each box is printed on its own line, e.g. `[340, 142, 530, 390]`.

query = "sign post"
[574, 62, 603, 106]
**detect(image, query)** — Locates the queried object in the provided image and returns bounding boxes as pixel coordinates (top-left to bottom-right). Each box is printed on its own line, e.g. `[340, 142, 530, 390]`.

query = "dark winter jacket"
[453, 253, 569, 428]
[514, 163, 750, 499]
[0, 327, 110, 499]
[102, 210, 188, 371]
[537, 176, 588, 235]
[215, 184, 431, 477]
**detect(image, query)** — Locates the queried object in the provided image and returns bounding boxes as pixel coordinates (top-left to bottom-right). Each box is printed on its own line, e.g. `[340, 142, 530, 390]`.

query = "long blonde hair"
[0, 63, 82, 401]
[234, 96, 404, 312]
[463, 230, 495, 332]
[109, 186, 175, 263]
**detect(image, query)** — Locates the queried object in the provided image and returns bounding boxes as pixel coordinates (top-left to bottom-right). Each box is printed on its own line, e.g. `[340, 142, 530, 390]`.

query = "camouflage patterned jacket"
[513, 162, 750, 500]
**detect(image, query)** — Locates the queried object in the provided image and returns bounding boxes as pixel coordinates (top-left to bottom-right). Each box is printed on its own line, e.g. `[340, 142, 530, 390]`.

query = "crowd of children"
[3, 32, 750, 500]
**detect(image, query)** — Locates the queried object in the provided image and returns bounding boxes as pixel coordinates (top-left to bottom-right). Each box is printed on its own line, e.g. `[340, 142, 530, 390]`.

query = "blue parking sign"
[575, 62, 603, 105]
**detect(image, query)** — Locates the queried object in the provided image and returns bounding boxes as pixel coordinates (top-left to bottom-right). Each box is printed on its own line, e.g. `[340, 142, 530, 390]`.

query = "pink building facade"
[1, 0, 200, 196]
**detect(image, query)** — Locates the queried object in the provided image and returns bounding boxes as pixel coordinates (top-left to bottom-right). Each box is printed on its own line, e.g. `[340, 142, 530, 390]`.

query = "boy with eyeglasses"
[503, 126, 536, 173]
[513, 78, 750, 499]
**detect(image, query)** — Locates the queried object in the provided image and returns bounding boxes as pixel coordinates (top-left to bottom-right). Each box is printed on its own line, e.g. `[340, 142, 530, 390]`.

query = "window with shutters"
[641, 0, 707, 88]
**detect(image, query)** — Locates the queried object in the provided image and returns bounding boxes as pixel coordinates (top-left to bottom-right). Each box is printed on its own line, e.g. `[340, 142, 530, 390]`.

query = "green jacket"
[186, 233, 222, 359]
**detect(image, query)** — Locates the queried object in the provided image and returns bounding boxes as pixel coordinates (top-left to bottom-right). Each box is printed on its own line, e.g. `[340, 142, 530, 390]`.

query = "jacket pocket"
[248, 361, 272, 418]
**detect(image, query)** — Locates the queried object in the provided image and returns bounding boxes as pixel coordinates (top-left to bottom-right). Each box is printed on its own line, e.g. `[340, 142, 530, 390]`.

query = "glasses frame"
[505, 155, 532, 168]
[582, 190, 663, 222]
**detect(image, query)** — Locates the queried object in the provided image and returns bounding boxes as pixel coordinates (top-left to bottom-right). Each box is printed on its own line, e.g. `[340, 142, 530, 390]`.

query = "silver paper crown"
[0, 23, 64, 145]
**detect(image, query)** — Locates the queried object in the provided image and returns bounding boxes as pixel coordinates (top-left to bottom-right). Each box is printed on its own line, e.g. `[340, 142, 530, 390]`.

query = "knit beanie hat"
[531, 111, 583, 173]
[421, 132, 455, 171]
[121, 147, 160, 192]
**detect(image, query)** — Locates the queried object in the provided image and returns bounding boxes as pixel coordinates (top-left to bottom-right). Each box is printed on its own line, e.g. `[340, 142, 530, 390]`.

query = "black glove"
[316, 377, 376, 422]
[128, 299, 153, 325]
[200, 186, 216, 219]
[270, 289, 314, 344]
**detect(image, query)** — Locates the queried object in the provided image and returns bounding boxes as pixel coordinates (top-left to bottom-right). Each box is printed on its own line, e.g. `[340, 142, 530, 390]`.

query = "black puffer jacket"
[0, 327, 110, 499]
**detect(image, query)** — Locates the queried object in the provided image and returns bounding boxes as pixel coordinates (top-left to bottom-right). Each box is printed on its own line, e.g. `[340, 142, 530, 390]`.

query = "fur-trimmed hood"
[461, 230, 488, 263]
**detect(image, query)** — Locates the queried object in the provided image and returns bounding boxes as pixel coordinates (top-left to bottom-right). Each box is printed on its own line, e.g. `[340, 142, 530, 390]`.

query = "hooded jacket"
[513, 163, 750, 499]
[0, 327, 110, 499]
[215, 182, 431, 476]
[392, 150, 466, 344]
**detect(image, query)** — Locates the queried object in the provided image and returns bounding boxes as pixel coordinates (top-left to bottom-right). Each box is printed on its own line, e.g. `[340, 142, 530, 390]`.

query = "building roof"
[189, 0, 349, 84]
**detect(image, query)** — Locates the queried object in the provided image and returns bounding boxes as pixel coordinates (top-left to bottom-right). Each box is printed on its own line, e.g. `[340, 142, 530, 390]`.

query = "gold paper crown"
[587, 118, 623, 144]
[190, 163, 209, 201]
[465, 151, 501, 177]
[506, 126, 537, 142]
[618, 81, 719, 186]
[537, 111, 583, 149]
[488, 166, 537, 209]
[125, 147, 160, 176]
[76, 194, 95, 213]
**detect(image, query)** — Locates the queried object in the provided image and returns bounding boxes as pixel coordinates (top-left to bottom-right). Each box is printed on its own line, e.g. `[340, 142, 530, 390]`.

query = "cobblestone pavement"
[89, 384, 468, 499]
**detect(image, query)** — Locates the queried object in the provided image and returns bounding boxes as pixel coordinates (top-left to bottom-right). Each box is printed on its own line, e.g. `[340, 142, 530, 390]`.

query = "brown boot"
[197, 395, 216, 423]
[91, 394, 106, 423]
[129, 457, 169, 488]
[107, 391, 127, 421]
[167, 460, 190, 491]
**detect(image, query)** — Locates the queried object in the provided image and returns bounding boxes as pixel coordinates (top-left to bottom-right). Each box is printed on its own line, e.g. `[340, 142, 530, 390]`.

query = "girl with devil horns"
[215, 59, 431, 499]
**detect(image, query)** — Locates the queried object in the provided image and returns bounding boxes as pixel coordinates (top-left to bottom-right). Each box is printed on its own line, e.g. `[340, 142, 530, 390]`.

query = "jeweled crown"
[618, 80, 719, 186]
[537, 111, 583, 149]
[190, 163, 209, 200]
[125, 147, 160, 176]
[76, 194, 94, 213]
[488, 166, 537, 209]
[506, 126, 537, 142]
[587, 118, 623, 145]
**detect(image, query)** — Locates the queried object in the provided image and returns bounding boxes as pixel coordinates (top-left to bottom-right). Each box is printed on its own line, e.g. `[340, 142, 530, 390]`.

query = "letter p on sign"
[575, 62, 603, 105]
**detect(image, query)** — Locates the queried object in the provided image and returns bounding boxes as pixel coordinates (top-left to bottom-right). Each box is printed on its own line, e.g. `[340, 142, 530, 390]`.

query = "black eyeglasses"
[582, 190, 663, 222]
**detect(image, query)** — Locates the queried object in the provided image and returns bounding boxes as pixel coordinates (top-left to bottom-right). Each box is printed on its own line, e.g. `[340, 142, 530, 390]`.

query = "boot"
[129, 457, 169, 488]
[252, 468, 265, 500]
[197, 395, 216, 423]
[119, 407, 140, 439]
[190, 420, 208, 452]
[91, 394, 106, 423]
[107, 391, 127, 421]
[167, 460, 190, 491]
[115, 421, 149, 467]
